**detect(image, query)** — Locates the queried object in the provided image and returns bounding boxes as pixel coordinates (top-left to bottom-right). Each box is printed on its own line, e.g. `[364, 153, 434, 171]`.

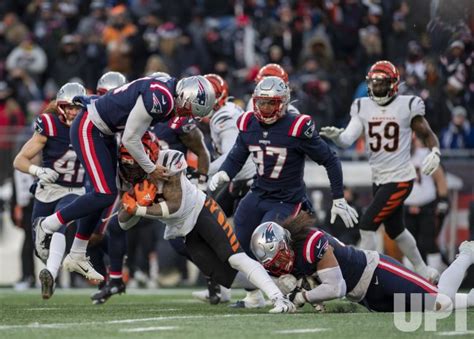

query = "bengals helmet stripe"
[204, 73, 229, 112]
[255, 63, 289, 84]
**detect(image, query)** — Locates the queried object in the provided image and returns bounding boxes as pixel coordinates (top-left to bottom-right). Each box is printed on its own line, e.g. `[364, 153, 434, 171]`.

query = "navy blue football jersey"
[220, 112, 343, 203]
[292, 228, 367, 294]
[94, 77, 177, 133]
[150, 116, 197, 153]
[34, 113, 85, 187]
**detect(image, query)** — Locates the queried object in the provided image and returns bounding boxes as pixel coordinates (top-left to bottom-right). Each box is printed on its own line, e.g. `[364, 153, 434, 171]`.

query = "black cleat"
[207, 279, 221, 305]
[39, 269, 55, 300]
[91, 279, 126, 305]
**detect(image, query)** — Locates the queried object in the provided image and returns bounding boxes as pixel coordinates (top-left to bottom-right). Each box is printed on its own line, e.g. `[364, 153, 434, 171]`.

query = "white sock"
[437, 252, 472, 301]
[70, 236, 89, 258]
[359, 230, 377, 250]
[427, 253, 444, 272]
[42, 213, 63, 233]
[395, 229, 426, 270]
[228, 252, 282, 300]
[232, 271, 257, 290]
[46, 233, 66, 280]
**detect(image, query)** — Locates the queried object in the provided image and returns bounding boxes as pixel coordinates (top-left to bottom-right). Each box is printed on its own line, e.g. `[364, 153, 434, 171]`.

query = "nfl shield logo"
[263, 131, 268, 138]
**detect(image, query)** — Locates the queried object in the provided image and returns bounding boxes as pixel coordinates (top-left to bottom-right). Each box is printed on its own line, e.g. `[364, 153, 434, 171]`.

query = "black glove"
[435, 197, 450, 219]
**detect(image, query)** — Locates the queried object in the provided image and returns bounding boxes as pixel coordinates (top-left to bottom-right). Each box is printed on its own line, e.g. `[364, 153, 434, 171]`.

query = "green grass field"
[1, 288, 473, 338]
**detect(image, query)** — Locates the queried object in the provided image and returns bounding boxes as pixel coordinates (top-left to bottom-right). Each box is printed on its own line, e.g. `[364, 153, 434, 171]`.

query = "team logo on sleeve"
[151, 93, 163, 114]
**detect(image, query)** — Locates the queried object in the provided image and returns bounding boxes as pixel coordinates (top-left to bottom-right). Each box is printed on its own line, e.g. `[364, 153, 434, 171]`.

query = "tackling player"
[250, 213, 474, 312]
[34, 75, 216, 281]
[320, 60, 440, 282]
[209, 76, 357, 307]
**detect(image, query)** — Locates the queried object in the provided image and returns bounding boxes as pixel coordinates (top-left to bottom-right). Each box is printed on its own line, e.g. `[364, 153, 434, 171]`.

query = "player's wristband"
[136, 205, 147, 217]
[159, 201, 170, 218]
[28, 164, 40, 176]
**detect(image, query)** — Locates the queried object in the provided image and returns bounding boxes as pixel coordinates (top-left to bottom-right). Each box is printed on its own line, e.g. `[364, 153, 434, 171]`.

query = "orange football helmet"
[255, 63, 289, 84]
[204, 73, 229, 112]
[366, 60, 400, 105]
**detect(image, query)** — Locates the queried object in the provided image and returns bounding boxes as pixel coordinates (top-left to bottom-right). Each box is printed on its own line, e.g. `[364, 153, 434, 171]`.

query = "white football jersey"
[209, 101, 255, 181]
[350, 95, 425, 185]
[404, 148, 437, 206]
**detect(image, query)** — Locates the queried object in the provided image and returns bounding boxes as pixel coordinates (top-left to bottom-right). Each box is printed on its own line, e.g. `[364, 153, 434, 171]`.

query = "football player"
[118, 149, 296, 313]
[13, 82, 87, 299]
[34, 75, 216, 281]
[208, 76, 357, 307]
[320, 60, 440, 282]
[250, 213, 474, 312]
[246, 63, 300, 115]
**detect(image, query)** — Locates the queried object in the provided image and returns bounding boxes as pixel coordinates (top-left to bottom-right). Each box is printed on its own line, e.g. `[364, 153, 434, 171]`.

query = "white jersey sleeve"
[408, 95, 425, 121]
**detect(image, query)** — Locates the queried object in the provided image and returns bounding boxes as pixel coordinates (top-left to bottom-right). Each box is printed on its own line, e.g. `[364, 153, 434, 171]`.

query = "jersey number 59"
[248, 145, 287, 179]
[368, 121, 399, 152]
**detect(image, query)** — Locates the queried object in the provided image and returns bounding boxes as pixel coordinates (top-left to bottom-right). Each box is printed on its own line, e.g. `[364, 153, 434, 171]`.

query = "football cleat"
[229, 290, 265, 309]
[62, 254, 104, 281]
[91, 279, 126, 305]
[39, 268, 55, 299]
[192, 280, 231, 305]
[33, 217, 51, 262]
[459, 241, 474, 263]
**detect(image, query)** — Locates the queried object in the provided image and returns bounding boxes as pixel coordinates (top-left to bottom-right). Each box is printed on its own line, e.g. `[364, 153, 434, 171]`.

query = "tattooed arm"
[411, 116, 439, 150]
[179, 128, 210, 175]
[141, 174, 182, 218]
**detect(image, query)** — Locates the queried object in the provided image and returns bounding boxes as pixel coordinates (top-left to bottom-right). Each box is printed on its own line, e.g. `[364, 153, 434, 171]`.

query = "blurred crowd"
[1, 0, 473, 290]
[0, 0, 473, 144]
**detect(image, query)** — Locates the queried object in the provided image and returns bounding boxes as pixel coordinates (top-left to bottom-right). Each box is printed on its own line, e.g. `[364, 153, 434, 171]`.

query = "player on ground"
[118, 149, 296, 313]
[33, 75, 215, 281]
[251, 213, 474, 312]
[13, 82, 87, 299]
[209, 76, 357, 308]
[320, 60, 440, 282]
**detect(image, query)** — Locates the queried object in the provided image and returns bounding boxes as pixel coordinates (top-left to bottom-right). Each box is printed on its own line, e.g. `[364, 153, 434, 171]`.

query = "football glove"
[331, 198, 359, 228]
[134, 179, 157, 206]
[29, 165, 59, 183]
[320, 126, 344, 140]
[122, 192, 138, 215]
[269, 296, 296, 314]
[421, 147, 440, 176]
[208, 171, 230, 191]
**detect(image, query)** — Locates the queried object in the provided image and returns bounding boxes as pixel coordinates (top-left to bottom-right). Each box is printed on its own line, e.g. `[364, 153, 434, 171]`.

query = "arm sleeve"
[219, 133, 250, 179]
[304, 266, 347, 303]
[300, 133, 344, 199]
[335, 117, 364, 148]
[122, 95, 156, 174]
[209, 129, 238, 175]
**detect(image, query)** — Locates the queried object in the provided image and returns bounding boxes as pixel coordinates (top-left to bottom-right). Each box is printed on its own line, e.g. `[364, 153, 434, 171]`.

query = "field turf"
[1, 288, 473, 338]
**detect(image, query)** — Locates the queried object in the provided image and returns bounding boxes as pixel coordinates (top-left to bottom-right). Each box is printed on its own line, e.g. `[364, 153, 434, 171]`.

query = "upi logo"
[393, 293, 468, 332]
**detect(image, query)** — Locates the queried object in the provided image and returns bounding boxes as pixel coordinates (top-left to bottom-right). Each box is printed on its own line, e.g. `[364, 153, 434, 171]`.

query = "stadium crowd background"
[0, 0, 473, 289]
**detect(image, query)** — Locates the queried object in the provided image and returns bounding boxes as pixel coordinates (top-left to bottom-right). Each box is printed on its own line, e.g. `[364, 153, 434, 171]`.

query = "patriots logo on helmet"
[264, 223, 277, 243]
[195, 80, 207, 106]
[151, 93, 163, 114]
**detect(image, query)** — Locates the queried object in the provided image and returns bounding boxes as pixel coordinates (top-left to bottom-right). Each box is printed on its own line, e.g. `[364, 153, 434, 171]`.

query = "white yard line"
[0, 313, 295, 330]
[120, 326, 178, 333]
[274, 328, 329, 334]
[437, 331, 474, 336]
[25, 307, 62, 311]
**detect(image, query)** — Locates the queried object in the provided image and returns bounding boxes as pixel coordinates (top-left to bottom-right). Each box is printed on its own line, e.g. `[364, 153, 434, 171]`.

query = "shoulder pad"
[236, 111, 254, 132]
[303, 230, 329, 264]
[288, 114, 314, 138]
[35, 113, 57, 137]
[168, 116, 196, 134]
[147, 81, 175, 116]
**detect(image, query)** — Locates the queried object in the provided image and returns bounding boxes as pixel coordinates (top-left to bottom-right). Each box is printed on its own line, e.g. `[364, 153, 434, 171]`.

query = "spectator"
[440, 106, 474, 149]
[6, 35, 47, 82]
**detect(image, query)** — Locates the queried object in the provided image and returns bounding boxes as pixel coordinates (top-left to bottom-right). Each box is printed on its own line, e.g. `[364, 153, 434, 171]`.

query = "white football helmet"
[157, 149, 188, 176]
[251, 222, 295, 276]
[149, 71, 171, 80]
[252, 76, 290, 124]
[96, 71, 127, 95]
[175, 75, 216, 119]
[56, 82, 86, 125]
